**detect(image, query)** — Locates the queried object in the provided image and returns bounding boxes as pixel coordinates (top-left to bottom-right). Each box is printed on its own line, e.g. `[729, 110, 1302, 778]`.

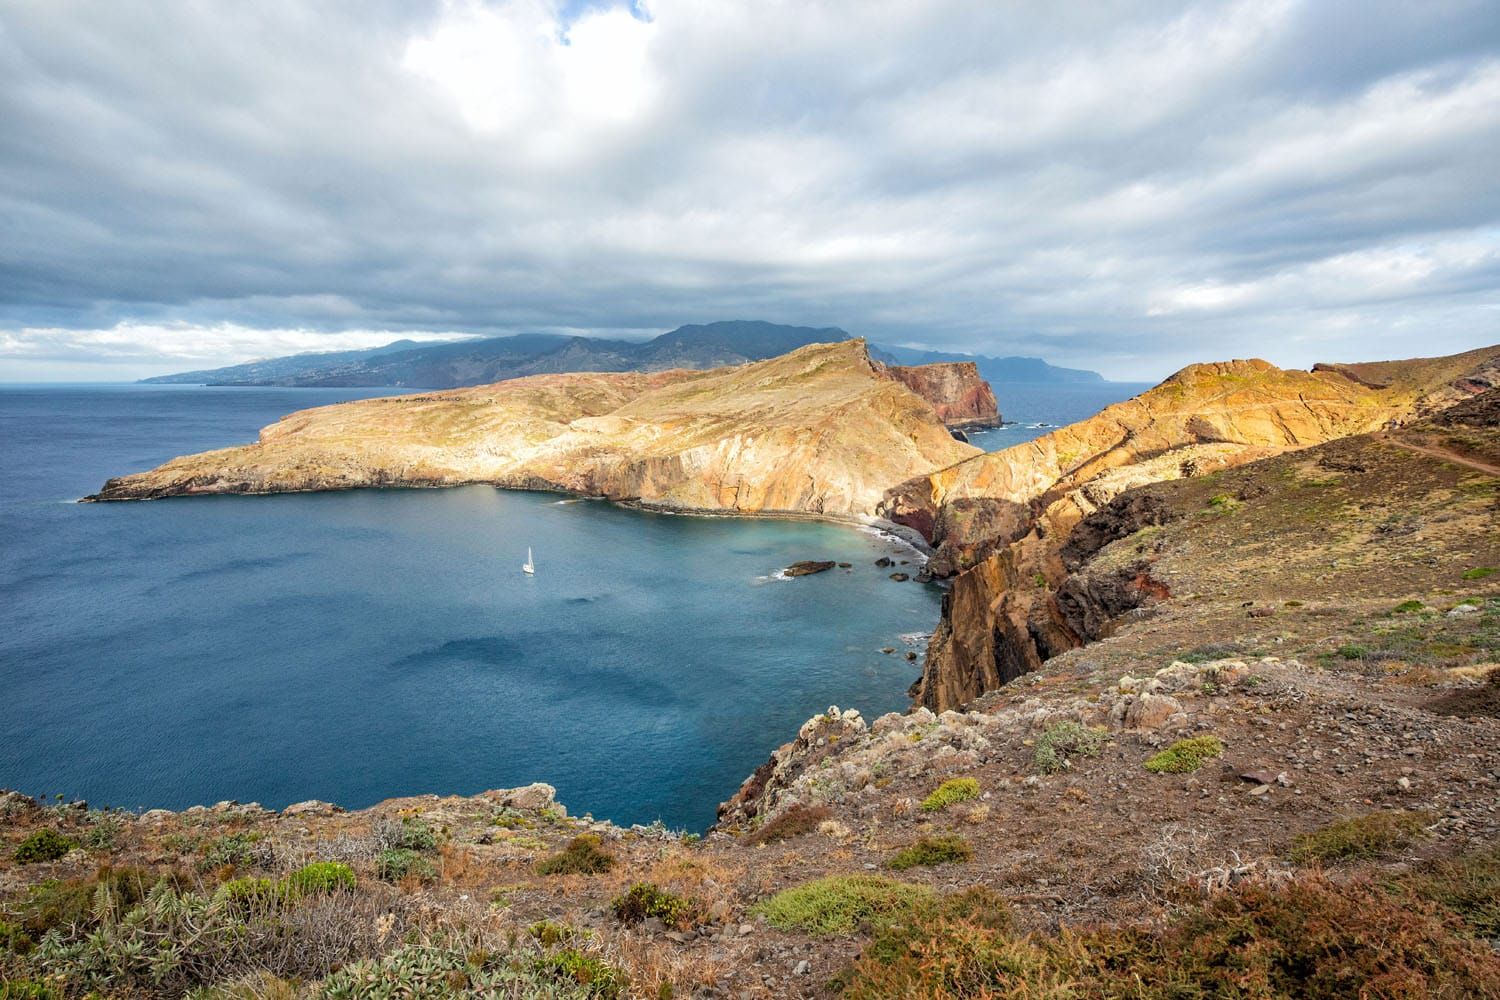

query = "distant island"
[139, 319, 1106, 389]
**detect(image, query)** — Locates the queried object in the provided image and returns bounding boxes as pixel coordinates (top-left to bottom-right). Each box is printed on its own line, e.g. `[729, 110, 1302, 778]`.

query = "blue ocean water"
[0, 385, 948, 829]
[966, 382, 1152, 452]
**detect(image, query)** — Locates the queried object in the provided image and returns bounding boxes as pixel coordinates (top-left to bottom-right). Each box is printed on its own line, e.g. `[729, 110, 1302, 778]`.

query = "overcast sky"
[2, 0, 1499, 381]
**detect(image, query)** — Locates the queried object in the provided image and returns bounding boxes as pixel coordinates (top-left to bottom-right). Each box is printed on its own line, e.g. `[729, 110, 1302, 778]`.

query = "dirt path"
[1383, 433, 1500, 477]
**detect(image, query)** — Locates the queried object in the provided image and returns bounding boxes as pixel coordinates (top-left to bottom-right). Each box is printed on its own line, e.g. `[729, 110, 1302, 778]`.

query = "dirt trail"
[1383, 433, 1500, 477]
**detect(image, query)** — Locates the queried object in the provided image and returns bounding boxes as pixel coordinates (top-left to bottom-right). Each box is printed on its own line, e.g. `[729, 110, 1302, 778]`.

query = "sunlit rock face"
[90, 340, 979, 519]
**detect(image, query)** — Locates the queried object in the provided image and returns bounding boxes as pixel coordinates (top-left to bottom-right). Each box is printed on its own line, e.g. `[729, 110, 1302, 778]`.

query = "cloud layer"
[2, 0, 1498, 380]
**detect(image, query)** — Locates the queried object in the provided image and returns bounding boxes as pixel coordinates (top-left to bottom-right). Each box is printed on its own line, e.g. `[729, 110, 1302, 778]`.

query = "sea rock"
[784, 561, 836, 577]
[137, 809, 175, 824]
[489, 783, 559, 812]
[283, 799, 342, 817]
[882, 361, 1001, 430]
[889, 572, 909, 582]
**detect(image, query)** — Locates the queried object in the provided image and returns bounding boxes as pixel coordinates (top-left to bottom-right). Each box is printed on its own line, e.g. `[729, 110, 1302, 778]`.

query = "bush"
[14, 867, 162, 939]
[838, 874, 1500, 998]
[1033, 721, 1108, 774]
[200, 831, 271, 870]
[886, 835, 972, 871]
[536, 834, 616, 876]
[919, 777, 980, 812]
[286, 861, 355, 894]
[0, 982, 58, 1000]
[1460, 567, 1495, 580]
[743, 804, 832, 845]
[376, 848, 436, 883]
[1291, 810, 1432, 863]
[321, 943, 620, 1000]
[13, 829, 77, 864]
[1394, 599, 1427, 613]
[528, 919, 579, 946]
[1144, 735, 1224, 774]
[1392, 845, 1500, 939]
[610, 883, 693, 927]
[214, 876, 284, 909]
[751, 875, 933, 935]
[395, 817, 437, 851]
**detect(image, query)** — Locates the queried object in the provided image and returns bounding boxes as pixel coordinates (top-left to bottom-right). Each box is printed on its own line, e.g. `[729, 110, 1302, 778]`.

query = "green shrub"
[0, 918, 31, 955]
[919, 777, 980, 812]
[1033, 721, 1108, 774]
[1291, 810, 1432, 863]
[0, 981, 59, 1000]
[214, 876, 283, 908]
[14, 867, 162, 938]
[376, 847, 436, 883]
[286, 860, 356, 894]
[321, 943, 618, 1000]
[886, 835, 972, 871]
[533, 947, 628, 999]
[536, 834, 615, 876]
[1144, 735, 1224, 774]
[200, 831, 269, 870]
[396, 817, 437, 851]
[751, 874, 933, 935]
[1394, 599, 1426, 613]
[743, 804, 831, 845]
[1206, 493, 1241, 512]
[610, 883, 693, 927]
[528, 919, 579, 946]
[1335, 644, 1368, 660]
[13, 829, 77, 864]
[1460, 567, 1495, 580]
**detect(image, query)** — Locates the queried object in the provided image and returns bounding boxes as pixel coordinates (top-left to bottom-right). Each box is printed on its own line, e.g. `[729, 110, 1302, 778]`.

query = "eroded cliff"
[882, 361, 1000, 430]
[88, 340, 980, 519]
[897, 345, 1500, 711]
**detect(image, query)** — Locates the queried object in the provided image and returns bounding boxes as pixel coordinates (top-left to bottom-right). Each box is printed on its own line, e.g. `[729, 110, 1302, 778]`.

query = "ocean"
[0, 379, 1145, 829]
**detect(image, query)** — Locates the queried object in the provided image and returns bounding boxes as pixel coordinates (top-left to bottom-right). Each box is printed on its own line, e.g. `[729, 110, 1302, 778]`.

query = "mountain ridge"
[139, 320, 1105, 388]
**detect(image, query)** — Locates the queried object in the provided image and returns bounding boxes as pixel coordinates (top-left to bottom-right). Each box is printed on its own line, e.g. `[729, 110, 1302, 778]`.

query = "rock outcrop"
[88, 340, 979, 519]
[882, 361, 1001, 430]
[898, 344, 1500, 712]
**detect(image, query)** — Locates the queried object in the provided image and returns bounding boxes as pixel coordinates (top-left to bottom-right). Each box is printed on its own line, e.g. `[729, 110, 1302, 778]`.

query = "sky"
[2, 0, 1499, 382]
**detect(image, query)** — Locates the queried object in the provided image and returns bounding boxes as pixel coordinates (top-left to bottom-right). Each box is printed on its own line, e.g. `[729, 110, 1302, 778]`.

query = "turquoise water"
[0, 385, 940, 829]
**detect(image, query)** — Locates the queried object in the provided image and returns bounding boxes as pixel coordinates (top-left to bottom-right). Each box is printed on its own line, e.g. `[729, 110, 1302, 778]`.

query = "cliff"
[882, 361, 1001, 429]
[895, 344, 1499, 711]
[89, 340, 980, 518]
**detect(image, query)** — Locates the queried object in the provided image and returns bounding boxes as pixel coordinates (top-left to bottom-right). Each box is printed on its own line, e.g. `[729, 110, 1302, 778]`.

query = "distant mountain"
[141, 320, 1104, 388]
[875, 346, 1103, 384]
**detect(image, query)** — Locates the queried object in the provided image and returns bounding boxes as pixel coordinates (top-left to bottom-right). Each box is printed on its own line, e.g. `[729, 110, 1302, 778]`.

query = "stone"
[283, 799, 342, 817]
[794, 960, 811, 975]
[137, 809, 174, 824]
[495, 783, 558, 811]
[785, 560, 836, 577]
[738, 923, 756, 936]
[876, 557, 893, 567]
[1124, 692, 1183, 730]
[1239, 770, 1277, 785]
[889, 572, 910, 582]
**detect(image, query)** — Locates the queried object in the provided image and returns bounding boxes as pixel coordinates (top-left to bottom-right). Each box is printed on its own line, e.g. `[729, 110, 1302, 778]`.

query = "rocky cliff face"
[882, 361, 1000, 429]
[898, 345, 1500, 711]
[89, 340, 980, 519]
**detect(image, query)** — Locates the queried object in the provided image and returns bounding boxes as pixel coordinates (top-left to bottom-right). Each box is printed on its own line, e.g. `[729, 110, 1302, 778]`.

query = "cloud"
[0, 0, 1498, 381]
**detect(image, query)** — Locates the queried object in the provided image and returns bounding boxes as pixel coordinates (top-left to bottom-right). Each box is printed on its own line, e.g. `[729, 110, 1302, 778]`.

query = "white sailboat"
[522, 547, 535, 575]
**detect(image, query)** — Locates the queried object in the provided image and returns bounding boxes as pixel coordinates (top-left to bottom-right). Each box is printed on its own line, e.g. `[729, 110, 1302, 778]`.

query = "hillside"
[92, 341, 980, 518]
[881, 344, 1500, 711]
[139, 320, 1105, 390]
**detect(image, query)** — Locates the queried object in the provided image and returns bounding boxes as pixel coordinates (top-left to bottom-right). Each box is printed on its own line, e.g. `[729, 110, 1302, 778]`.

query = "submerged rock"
[785, 560, 836, 577]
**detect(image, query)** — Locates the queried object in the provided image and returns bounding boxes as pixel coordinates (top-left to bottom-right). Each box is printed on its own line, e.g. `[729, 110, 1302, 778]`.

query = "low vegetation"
[886, 835, 971, 871]
[1390, 845, 1500, 939]
[286, 861, 356, 895]
[919, 777, 980, 812]
[1290, 810, 1432, 863]
[12, 830, 76, 864]
[610, 883, 693, 927]
[751, 875, 933, 935]
[1144, 734, 1224, 773]
[838, 872, 1500, 998]
[743, 803, 831, 845]
[536, 834, 616, 876]
[1033, 720, 1108, 774]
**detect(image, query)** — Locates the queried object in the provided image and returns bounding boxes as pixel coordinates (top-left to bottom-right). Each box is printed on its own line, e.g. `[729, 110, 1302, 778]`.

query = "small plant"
[1144, 735, 1224, 774]
[12, 829, 76, 864]
[536, 834, 616, 876]
[1394, 599, 1426, 613]
[610, 883, 693, 927]
[532, 947, 628, 999]
[744, 804, 832, 845]
[1335, 644, 1368, 660]
[1290, 811, 1432, 863]
[200, 830, 270, 870]
[214, 876, 285, 910]
[1390, 844, 1500, 939]
[1206, 493, 1241, 512]
[1033, 721, 1108, 774]
[751, 874, 933, 934]
[1460, 567, 1495, 580]
[886, 835, 971, 871]
[919, 777, 980, 812]
[83, 812, 123, 851]
[528, 919, 579, 946]
[0, 981, 58, 1000]
[286, 860, 355, 894]
[377, 847, 436, 883]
